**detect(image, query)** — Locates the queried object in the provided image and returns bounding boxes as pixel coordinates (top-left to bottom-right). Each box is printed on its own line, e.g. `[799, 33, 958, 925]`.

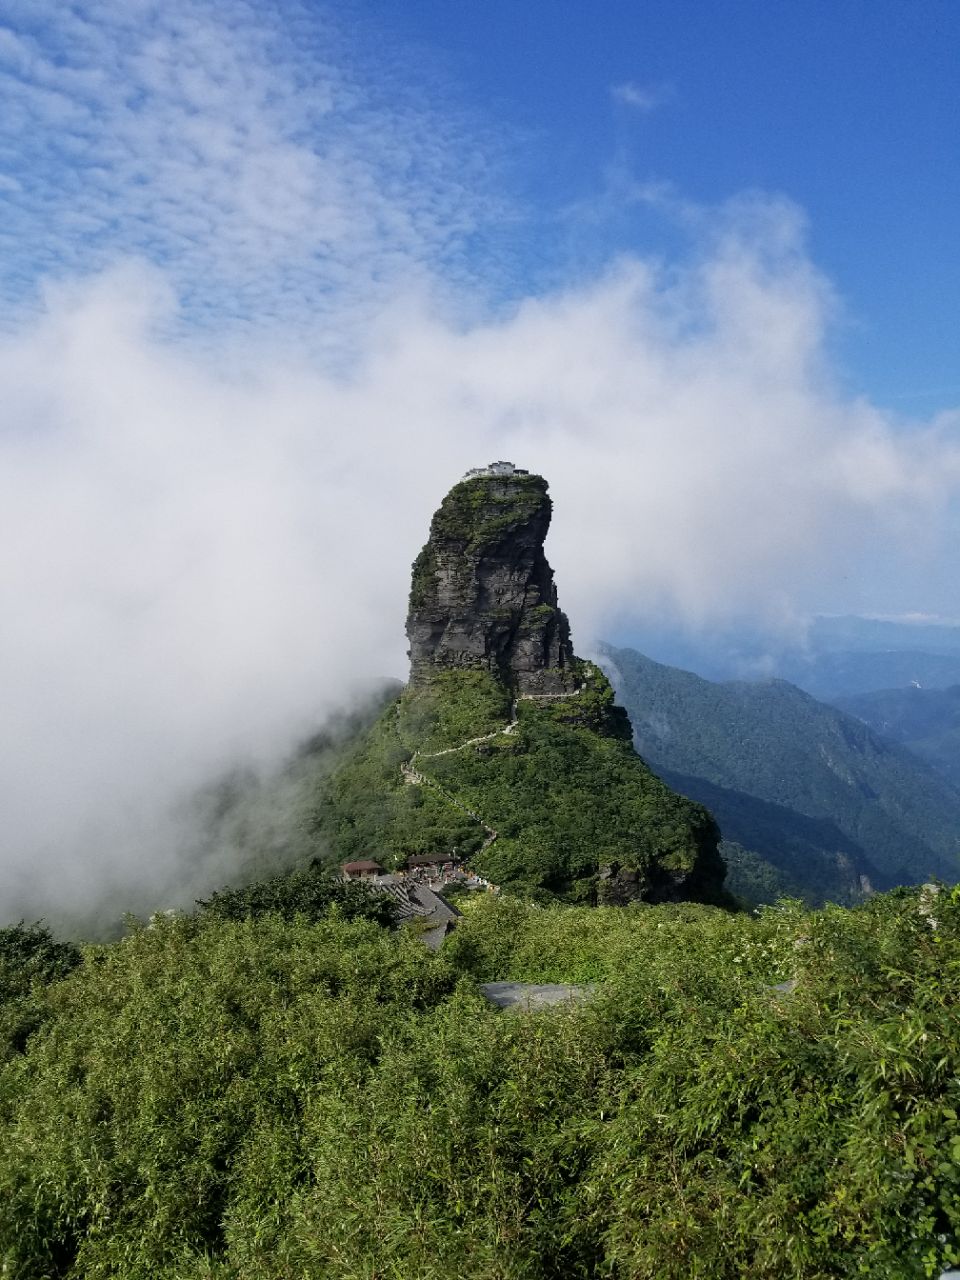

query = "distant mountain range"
[777, 650, 960, 700]
[834, 685, 960, 790]
[601, 645, 960, 907]
[615, 614, 960, 700]
[807, 615, 960, 656]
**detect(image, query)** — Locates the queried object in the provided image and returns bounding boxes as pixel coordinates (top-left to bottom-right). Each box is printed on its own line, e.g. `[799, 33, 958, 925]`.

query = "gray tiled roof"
[375, 875, 460, 926]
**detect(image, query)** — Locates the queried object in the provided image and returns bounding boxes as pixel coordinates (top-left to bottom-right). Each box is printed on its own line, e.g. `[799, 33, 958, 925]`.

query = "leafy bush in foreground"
[0, 889, 958, 1278]
[0, 921, 81, 998]
[0, 921, 81, 1063]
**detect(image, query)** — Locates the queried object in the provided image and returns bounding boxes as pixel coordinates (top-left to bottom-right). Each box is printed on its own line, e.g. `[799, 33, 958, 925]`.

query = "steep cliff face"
[406, 471, 577, 694]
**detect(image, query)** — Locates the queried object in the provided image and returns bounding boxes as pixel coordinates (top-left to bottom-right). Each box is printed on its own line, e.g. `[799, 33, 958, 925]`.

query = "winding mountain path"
[396, 680, 589, 857]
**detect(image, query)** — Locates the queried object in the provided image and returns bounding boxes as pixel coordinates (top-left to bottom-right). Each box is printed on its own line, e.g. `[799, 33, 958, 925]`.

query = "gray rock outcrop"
[406, 467, 578, 693]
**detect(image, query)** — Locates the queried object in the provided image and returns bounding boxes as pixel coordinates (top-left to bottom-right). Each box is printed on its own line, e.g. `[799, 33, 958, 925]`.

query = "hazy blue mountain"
[601, 645, 960, 906]
[612, 615, 960, 700]
[776, 650, 960, 700]
[808, 615, 960, 657]
[835, 685, 960, 790]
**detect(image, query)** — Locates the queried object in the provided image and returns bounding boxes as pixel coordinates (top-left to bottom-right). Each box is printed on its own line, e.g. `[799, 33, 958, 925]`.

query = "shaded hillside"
[602, 645, 960, 904]
[835, 684, 960, 789]
[654, 771, 882, 907]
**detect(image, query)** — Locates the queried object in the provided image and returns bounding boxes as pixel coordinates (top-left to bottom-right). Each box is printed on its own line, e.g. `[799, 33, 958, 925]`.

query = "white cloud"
[610, 80, 673, 112]
[0, 0, 501, 350]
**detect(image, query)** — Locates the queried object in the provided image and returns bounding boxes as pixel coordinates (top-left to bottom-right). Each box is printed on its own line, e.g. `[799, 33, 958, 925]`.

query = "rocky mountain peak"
[406, 464, 578, 693]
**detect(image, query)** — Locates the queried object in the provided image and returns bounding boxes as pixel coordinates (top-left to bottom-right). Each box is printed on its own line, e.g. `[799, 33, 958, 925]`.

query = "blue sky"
[1, 0, 957, 409]
[362, 0, 960, 413]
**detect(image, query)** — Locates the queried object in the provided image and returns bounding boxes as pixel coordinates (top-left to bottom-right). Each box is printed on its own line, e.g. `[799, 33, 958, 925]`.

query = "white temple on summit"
[462, 460, 530, 480]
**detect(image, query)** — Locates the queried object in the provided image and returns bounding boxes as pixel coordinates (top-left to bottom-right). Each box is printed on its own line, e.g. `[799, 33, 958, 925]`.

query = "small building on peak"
[462, 460, 530, 480]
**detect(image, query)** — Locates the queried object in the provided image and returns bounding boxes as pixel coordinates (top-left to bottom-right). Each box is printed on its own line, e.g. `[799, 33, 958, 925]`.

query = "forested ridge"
[836, 685, 960, 790]
[315, 666, 723, 903]
[605, 645, 960, 905]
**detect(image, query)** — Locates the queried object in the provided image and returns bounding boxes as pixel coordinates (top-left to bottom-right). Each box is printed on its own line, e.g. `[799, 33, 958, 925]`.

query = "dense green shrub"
[0, 921, 81, 1063]
[0, 921, 81, 998]
[195, 858, 397, 928]
[1, 889, 958, 1277]
[426, 698, 721, 897]
[0, 914, 458, 1279]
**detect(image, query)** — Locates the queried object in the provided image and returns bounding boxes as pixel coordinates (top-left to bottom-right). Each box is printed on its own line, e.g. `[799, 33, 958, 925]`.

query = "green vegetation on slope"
[657, 770, 876, 908]
[67, 683, 405, 934]
[0, 922, 81, 1061]
[605, 645, 960, 904]
[314, 666, 722, 902]
[429, 472, 547, 547]
[2, 888, 959, 1278]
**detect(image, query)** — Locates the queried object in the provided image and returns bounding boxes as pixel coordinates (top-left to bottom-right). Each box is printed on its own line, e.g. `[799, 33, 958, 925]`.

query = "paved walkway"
[397, 703, 521, 855]
[479, 982, 595, 1011]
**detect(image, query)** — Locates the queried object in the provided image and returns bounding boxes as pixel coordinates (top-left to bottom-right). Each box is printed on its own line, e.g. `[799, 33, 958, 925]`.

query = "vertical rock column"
[406, 471, 578, 693]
